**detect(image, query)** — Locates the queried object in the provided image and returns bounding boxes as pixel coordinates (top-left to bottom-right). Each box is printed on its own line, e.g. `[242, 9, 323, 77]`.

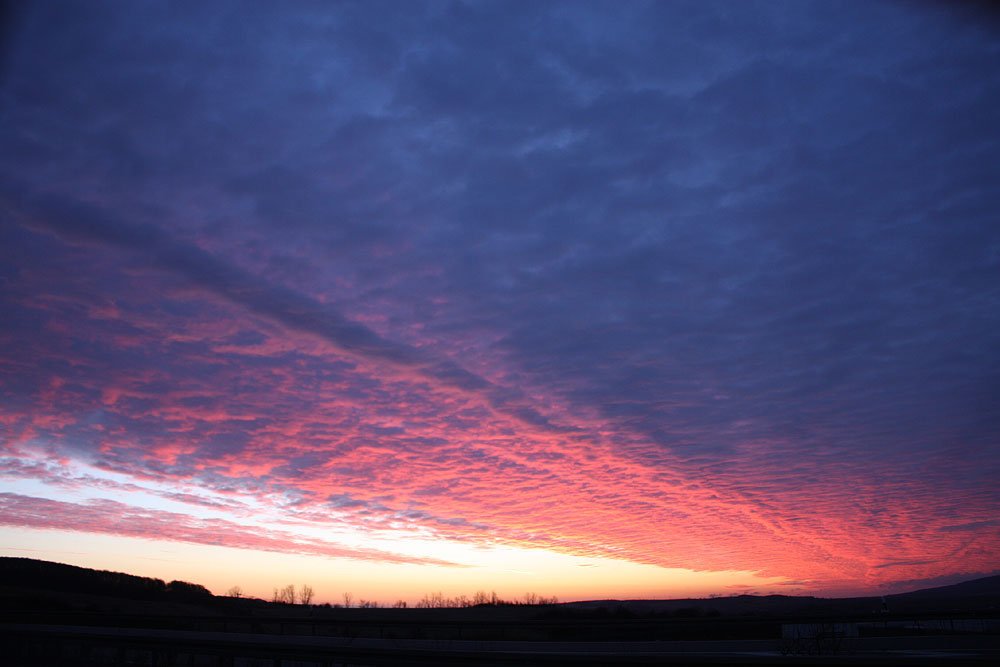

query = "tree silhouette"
[165, 580, 212, 602]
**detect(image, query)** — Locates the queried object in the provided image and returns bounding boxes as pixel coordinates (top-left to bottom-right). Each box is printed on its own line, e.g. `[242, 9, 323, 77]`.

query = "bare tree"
[416, 591, 446, 608]
[299, 584, 314, 605]
[226, 585, 243, 598]
[342, 591, 353, 608]
[277, 584, 295, 604]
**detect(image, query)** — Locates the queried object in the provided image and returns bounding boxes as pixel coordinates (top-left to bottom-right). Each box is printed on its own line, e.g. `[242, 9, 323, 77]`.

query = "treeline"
[248, 586, 558, 609]
[265, 584, 314, 605]
[0, 557, 212, 603]
[274, 590, 559, 609]
[413, 590, 559, 608]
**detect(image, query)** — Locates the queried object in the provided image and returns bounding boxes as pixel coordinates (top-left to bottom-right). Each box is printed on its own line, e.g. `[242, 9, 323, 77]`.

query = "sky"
[1, 1, 998, 605]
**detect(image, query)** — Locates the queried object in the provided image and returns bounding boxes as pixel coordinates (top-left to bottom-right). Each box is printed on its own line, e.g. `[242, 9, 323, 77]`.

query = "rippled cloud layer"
[1, 0, 998, 596]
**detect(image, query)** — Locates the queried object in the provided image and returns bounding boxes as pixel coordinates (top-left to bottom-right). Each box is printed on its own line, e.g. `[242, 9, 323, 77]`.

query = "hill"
[892, 575, 1000, 600]
[557, 575, 1000, 618]
[2, 557, 998, 618]
[0, 557, 217, 612]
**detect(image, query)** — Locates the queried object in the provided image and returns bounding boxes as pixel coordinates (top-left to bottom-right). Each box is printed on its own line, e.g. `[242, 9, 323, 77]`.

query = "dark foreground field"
[5, 622, 1000, 666]
[2, 558, 998, 665]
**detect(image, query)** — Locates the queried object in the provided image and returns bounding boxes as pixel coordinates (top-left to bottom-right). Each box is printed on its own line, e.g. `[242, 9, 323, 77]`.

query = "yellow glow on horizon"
[0, 526, 793, 605]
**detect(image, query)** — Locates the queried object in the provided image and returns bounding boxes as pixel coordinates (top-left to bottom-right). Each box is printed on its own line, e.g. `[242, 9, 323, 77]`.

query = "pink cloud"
[0, 493, 462, 567]
[2, 218, 996, 597]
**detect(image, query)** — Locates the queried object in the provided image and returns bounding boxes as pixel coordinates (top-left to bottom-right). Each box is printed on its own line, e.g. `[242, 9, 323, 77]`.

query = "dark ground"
[1, 558, 998, 665]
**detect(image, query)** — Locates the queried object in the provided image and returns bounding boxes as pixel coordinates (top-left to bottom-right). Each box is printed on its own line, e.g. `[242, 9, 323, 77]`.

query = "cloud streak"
[0, 493, 460, 567]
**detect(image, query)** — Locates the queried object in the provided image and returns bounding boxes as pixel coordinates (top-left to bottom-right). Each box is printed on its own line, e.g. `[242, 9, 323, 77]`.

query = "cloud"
[941, 519, 1000, 533]
[0, 0, 998, 595]
[0, 492, 461, 567]
[3, 189, 565, 434]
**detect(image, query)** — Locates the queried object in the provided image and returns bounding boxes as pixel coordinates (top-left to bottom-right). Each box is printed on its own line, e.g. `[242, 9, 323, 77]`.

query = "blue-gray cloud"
[1, 0, 999, 591]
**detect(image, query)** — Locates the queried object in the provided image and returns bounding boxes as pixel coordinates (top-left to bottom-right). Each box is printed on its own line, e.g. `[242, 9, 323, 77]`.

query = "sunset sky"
[1, 1, 998, 605]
